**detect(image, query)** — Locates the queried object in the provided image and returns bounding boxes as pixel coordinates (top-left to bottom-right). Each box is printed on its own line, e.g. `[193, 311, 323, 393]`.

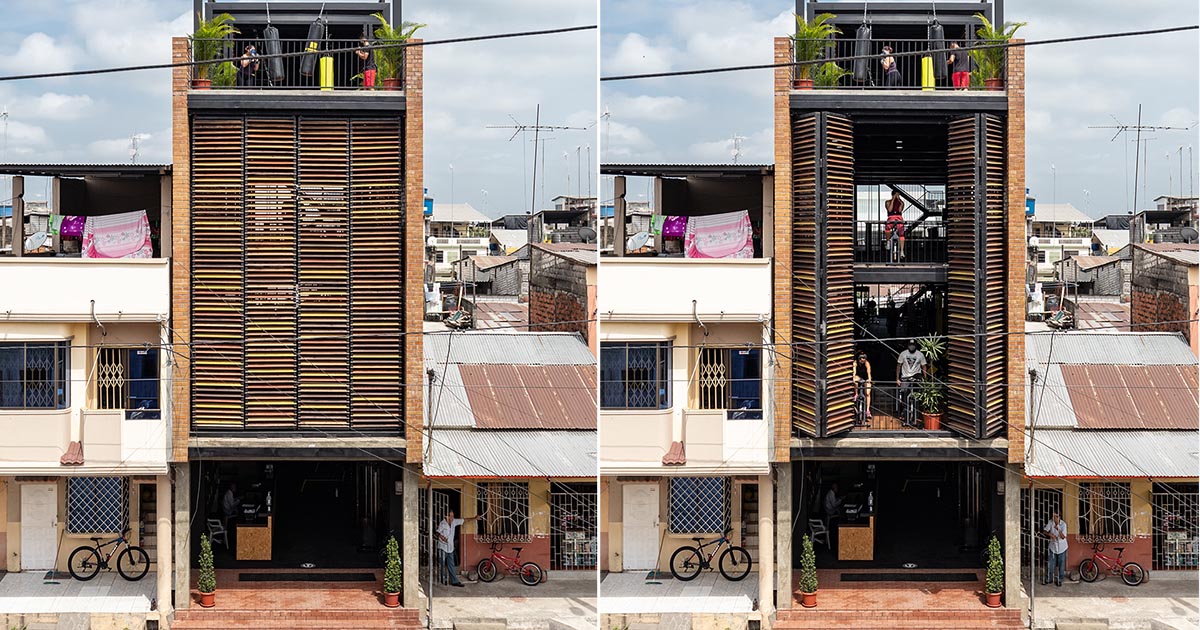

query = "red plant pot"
[985, 591, 1002, 608]
[199, 591, 215, 608]
[793, 78, 813, 90]
[800, 591, 817, 608]
[922, 412, 943, 431]
[984, 78, 1003, 91]
[382, 78, 401, 91]
[383, 591, 400, 608]
[191, 79, 212, 90]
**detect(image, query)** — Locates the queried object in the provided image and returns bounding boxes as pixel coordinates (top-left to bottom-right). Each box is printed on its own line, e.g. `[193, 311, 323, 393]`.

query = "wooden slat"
[944, 115, 979, 437]
[791, 112, 820, 438]
[980, 113, 1007, 437]
[822, 113, 857, 436]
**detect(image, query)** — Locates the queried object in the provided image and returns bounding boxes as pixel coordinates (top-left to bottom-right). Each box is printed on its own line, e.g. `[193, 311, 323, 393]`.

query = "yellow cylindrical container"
[921, 56, 935, 91]
[319, 56, 333, 91]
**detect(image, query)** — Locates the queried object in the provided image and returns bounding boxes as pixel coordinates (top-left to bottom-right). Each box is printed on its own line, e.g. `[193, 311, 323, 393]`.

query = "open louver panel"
[980, 114, 1007, 437]
[821, 113, 857, 436]
[348, 120, 405, 429]
[244, 118, 298, 427]
[191, 118, 246, 427]
[944, 116, 979, 437]
[791, 113, 820, 437]
[297, 119, 352, 428]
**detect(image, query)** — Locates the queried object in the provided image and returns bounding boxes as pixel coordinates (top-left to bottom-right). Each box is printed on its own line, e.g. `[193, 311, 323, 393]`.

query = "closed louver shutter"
[979, 114, 1007, 437]
[791, 112, 820, 438]
[191, 118, 247, 427]
[822, 113, 857, 436]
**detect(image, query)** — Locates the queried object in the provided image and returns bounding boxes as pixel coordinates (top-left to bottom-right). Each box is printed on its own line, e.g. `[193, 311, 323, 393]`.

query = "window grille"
[698, 347, 762, 417]
[1153, 483, 1199, 571]
[600, 342, 670, 410]
[1078, 482, 1132, 542]
[668, 477, 729, 534]
[551, 482, 597, 570]
[98, 348, 161, 419]
[67, 477, 128, 534]
[1020, 486, 1063, 569]
[0, 342, 68, 409]
[477, 482, 530, 543]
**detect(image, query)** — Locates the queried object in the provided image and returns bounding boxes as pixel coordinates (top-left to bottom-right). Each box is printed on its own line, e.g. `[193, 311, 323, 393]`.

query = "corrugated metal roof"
[469, 255, 517, 270]
[1027, 332, 1198, 366]
[1068, 255, 1120, 271]
[425, 429, 596, 478]
[459, 364, 596, 429]
[1062, 364, 1199, 429]
[0, 163, 171, 177]
[1138, 243, 1199, 266]
[424, 331, 595, 365]
[1031, 203, 1093, 224]
[548, 249, 598, 266]
[424, 364, 475, 428]
[489, 229, 528, 250]
[1025, 429, 1200, 478]
[1091, 229, 1131, 251]
[430, 202, 491, 224]
[600, 163, 774, 177]
[1027, 363, 1077, 428]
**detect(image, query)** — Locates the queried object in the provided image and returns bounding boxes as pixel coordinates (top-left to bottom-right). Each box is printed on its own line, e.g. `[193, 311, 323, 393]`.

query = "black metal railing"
[855, 219, 947, 264]
[189, 38, 405, 90]
[792, 38, 1006, 91]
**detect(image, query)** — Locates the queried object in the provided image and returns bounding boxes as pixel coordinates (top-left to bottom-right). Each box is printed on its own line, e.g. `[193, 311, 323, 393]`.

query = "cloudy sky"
[600, 0, 1200, 217]
[0, 0, 597, 215]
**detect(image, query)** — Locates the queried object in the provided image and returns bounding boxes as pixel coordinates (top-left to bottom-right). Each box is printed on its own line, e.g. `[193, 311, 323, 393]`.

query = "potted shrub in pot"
[798, 534, 819, 607]
[372, 13, 426, 90]
[189, 12, 238, 89]
[791, 13, 840, 90]
[383, 535, 402, 607]
[197, 533, 216, 608]
[970, 13, 1026, 91]
[813, 61, 850, 89]
[912, 378, 946, 431]
[985, 534, 1003, 607]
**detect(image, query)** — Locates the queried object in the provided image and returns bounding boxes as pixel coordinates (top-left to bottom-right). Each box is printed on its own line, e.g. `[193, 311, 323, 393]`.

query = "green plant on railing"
[383, 535, 402, 594]
[190, 12, 239, 81]
[197, 533, 216, 594]
[798, 534, 818, 593]
[372, 12, 426, 81]
[813, 61, 850, 87]
[969, 12, 1026, 81]
[912, 377, 946, 414]
[211, 61, 237, 87]
[916, 334, 946, 368]
[791, 13, 840, 81]
[985, 534, 1004, 594]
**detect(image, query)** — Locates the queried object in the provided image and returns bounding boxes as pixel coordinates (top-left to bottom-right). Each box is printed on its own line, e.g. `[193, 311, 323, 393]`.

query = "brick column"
[170, 36, 192, 463]
[404, 40, 425, 464]
[772, 37, 794, 463]
[1005, 39, 1026, 464]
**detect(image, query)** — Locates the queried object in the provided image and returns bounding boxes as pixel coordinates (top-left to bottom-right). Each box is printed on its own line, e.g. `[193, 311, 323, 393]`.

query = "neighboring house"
[0, 164, 174, 627]
[528, 197, 596, 245]
[489, 228, 528, 254]
[427, 202, 492, 238]
[1023, 332, 1199, 576]
[1054, 255, 1129, 297]
[423, 333, 597, 574]
[1130, 243, 1200, 354]
[1091, 228, 1130, 255]
[454, 255, 529, 298]
[599, 164, 775, 627]
[1030, 203, 1095, 280]
[528, 243, 597, 354]
[1130, 196, 1198, 244]
[428, 203, 493, 281]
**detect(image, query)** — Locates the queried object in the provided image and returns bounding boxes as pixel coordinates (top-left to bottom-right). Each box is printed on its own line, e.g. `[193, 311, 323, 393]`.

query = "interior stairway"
[172, 608, 423, 629]
[776, 607, 1025, 630]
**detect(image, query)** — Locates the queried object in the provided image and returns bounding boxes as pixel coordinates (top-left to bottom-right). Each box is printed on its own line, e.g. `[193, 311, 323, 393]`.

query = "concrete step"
[174, 608, 422, 630]
[776, 608, 1024, 630]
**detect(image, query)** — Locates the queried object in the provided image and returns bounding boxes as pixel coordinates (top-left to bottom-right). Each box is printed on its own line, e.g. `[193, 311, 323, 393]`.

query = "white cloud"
[606, 94, 693, 121]
[87, 128, 169, 163]
[605, 33, 675, 76]
[687, 126, 772, 163]
[0, 33, 79, 74]
[18, 92, 95, 121]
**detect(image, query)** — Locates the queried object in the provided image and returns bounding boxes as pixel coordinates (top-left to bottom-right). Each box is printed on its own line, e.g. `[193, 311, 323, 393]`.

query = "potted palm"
[798, 534, 818, 607]
[382, 535, 402, 608]
[211, 61, 237, 88]
[970, 13, 1026, 91]
[189, 13, 239, 89]
[912, 378, 946, 430]
[813, 61, 850, 88]
[985, 534, 1003, 607]
[372, 13, 425, 90]
[197, 533, 216, 608]
[791, 13, 840, 90]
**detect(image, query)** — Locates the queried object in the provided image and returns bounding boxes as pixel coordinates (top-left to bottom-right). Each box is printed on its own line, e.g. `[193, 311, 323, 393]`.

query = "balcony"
[598, 258, 772, 322]
[600, 408, 769, 475]
[0, 258, 169, 321]
[0, 409, 167, 474]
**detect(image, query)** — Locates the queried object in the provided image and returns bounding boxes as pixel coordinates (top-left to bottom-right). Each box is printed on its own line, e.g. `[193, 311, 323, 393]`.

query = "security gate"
[1020, 486, 1063, 574]
[1153, 482, 1199, 571]
[418, 488, 450, 572]
[551, 482, 597, 570]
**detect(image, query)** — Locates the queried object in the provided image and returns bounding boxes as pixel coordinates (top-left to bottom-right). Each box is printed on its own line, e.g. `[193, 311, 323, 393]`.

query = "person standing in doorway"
[947, 42, 971, 90]
[356, 36, 377, 88]
[895, 340, 927, 414]
[1043, 511, 1069, 586]
[881, 45, 902, 87]
[436, 510, 480, 587]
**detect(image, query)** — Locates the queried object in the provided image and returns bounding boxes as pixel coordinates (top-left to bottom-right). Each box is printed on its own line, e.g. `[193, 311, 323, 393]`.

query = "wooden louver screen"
[791, 112, 856, 437]
[190, 114, 405, 431]
[945, 114, 1007, 438]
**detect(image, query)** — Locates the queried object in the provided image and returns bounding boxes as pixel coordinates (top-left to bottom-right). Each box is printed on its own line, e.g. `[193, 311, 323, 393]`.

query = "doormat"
[645, 571, 672, 580]
[841, 572, 978, 582]
[239, 572, 377, 582]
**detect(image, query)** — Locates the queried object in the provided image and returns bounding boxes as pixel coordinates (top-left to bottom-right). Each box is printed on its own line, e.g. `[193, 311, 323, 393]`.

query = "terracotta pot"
[793, 78, 813, 90]
[199, 591, 215, 608]
[985, 591, 1002, 608]
[383, 591, 400, 608]
[382, 77, 401, 91]
[922, 411, 943, 431]
[985, 78, 1003, 91]
[191, 78, 212, 90]
[800, 591, 817, 608]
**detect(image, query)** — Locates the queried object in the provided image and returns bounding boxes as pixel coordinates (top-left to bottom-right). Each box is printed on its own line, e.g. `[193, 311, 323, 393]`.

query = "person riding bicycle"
[884, 190, 906, 262]
[853, 351, 873, 421]
[895, 340, 927, 415]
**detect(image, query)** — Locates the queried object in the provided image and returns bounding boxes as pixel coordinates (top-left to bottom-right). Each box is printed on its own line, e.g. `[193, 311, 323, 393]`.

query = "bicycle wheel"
[68, 546, 102, 581]
[519, 562, 543, 586]
[1078, 559, 1099, 582]
[117, 546, 150, 581]
[1120, 562, 1146, 586]
[669, 546, 703, 581]
[718, 546, 752, 581]
[476, 558, 498, 583]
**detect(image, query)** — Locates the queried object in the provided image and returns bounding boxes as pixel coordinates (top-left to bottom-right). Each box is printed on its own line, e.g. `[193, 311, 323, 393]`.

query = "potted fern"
[382, 535, 402, 607]
[791, 13, 840, 90]
[372, 13, 425, 90]
[189, 13, 239, 89]
[197, 533, 216, 608]
[970, 13, 1026, 91]
[985, 534, 1003, 607]
[914, 335, 947, 430]
[813, 61, 850, 88]
[798, 534, 818, 607]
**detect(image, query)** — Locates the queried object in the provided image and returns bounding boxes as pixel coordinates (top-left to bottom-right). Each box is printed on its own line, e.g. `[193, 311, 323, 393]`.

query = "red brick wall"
[771, 37, 794, 464]
[1132, 288, 1190, 338]
[404, 42, 425, 463]
[1005, 40, 1027, 464]
[529, 286, 588, 340]
[170, 37, 192, 463]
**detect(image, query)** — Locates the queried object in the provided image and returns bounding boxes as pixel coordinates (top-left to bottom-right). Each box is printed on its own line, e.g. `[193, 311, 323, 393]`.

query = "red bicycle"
[1079, 543, 1146, 586]
[476, 543, 543, 586]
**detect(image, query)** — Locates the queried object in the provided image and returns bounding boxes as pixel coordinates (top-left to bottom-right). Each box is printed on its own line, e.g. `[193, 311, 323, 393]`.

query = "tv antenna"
[487, 105, 587, 215]
[128, 133, 150, 164]
[730, 134, 747, 163]
[1089, 105, 1194, 213]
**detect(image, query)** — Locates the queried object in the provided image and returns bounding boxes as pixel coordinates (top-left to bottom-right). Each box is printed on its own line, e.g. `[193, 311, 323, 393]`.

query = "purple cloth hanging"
[60, 215, 86, 238]
[662, 215, 687, 238]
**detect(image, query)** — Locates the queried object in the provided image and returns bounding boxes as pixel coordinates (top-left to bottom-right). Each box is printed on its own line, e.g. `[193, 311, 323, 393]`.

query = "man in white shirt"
[436, 510, 479, 587]
[1043, 511, 1069, 586]
[895, 340, 927, 413]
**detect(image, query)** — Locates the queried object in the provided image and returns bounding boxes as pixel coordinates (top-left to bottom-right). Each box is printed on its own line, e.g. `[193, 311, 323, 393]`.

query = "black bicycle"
[68, 527, 149, 581]
[669, 527, 752, 581]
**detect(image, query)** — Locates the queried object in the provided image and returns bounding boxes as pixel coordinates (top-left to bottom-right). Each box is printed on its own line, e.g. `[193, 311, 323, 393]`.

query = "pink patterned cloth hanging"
[684, 210, 753, 259]
[82, 211, 153, 259]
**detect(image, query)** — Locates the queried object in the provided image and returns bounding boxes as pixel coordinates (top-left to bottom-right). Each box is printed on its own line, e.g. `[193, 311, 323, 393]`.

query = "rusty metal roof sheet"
[469, 255, 518, 270]
[471, 298, 529, 331]
[1069, 255, 1120, 271]
[1138, 242, 1200, 266]
[457, 364, 596, 429]
[424, 429, 596, 478]
[1025, 429, 1200, 478]
[1061, 364, 1199, 430]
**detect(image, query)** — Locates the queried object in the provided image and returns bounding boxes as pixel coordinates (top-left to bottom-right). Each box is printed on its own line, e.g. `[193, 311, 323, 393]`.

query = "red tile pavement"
[792, 569, 989, 609]
[190, 568, 393, 609]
